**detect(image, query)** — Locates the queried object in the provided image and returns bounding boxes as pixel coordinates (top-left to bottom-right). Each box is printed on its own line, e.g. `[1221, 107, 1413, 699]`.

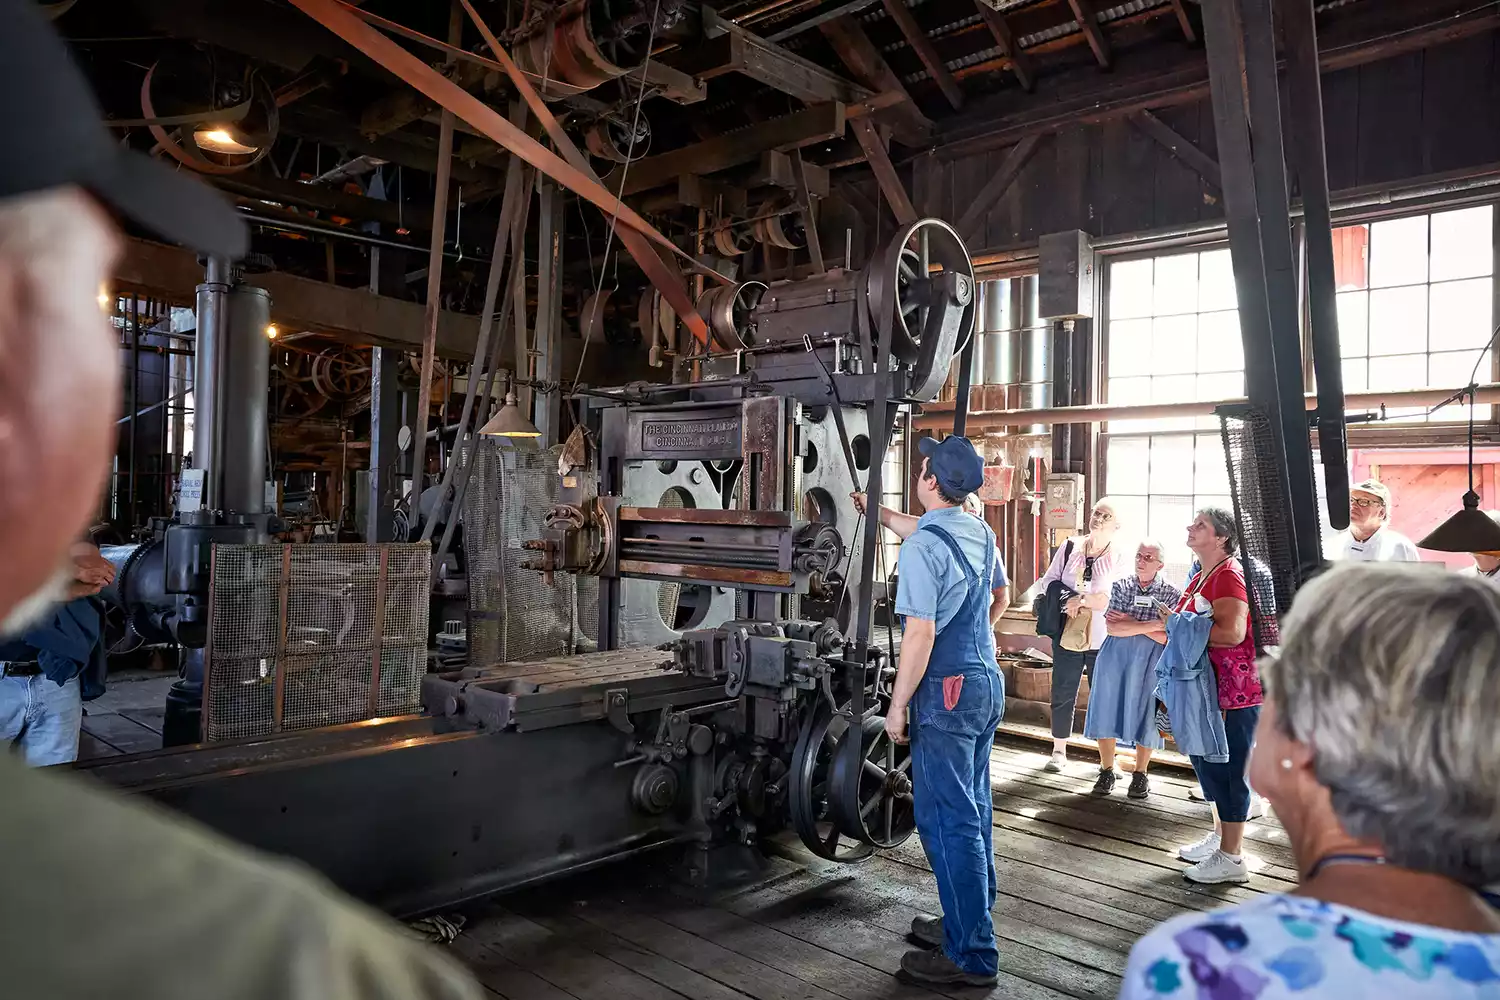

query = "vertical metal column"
[1201, 0, 1321, 576]
[535, 178, 565, 446]
[1282, 0, 1350, 531]
[367, 347, 400, 542]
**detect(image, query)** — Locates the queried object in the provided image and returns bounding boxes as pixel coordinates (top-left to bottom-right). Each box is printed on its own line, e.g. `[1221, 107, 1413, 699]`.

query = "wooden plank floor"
[451, 738, 1296, 1000]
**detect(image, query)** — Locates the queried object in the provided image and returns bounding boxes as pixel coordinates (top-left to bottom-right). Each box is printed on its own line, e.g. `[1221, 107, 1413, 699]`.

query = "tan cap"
[1350, 480, 1392, 506]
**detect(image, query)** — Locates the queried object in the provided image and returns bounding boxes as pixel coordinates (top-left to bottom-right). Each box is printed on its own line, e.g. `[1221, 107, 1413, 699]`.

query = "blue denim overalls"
[907, 524, 1005, 976]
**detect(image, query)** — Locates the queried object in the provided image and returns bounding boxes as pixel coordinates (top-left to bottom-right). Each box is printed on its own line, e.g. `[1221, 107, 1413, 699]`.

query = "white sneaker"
[1044, 750, 1066, 772]
[1177, 830, 1221, 863]
[1248, 793, 1267, 820]
[1188, 783, 1208, 801]
[1184, 849, 1250, 884]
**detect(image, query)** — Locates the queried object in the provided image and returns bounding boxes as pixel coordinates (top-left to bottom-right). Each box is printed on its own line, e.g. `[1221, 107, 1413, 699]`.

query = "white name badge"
[1132, 596, 1155, 608]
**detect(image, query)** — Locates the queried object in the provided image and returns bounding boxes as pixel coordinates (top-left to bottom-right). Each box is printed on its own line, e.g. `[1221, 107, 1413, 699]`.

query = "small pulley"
[862, 218, 977, 402]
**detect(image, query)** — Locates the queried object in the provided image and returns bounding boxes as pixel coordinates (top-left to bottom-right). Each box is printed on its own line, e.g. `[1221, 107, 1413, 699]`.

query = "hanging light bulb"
[478, 388, 541, 438]
[192, 126, 259, 155]
[265, 324, 279, 340]
[97, 285, 112, 312]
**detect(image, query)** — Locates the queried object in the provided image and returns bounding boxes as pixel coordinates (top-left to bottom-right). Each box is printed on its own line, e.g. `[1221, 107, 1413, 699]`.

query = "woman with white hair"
[1120, 563, 1500, 998]
[1034, 497, 1126, 772]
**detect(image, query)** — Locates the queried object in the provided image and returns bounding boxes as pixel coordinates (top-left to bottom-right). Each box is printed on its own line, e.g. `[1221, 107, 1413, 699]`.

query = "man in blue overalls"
[885, 435, 1006, 986]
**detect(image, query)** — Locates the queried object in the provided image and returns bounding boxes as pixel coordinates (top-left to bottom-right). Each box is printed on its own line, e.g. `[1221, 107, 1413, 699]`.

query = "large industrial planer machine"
[79, 220, 977, 916]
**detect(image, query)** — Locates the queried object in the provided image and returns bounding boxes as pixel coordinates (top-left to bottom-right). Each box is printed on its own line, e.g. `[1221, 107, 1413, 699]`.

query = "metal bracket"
[604, 687, 631, 733]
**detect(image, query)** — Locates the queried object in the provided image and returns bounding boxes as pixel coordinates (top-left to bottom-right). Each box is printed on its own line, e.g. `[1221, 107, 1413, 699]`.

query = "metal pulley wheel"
[584, 113, 651, 164]
[310, 347, 372, 399]
[862, 218, 976, 401]
[711, 216, 753, 257]
[140, 57, 279, 176]
[828, 713, 916, 849]
[580, 288, 616, 345]
[695, 280, 766, 350]
[788, 702, 876, 863]
[752, 200, 804, 249]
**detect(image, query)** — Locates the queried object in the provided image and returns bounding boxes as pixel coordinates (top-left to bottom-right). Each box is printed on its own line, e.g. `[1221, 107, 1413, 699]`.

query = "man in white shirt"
[1332, 480, 1421, 563]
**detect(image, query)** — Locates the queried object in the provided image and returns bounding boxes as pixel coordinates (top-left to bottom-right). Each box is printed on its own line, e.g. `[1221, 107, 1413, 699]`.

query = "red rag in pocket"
[943, 675, 964, 711]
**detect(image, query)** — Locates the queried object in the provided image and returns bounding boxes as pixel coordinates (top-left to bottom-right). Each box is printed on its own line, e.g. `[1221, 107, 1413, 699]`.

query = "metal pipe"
[237, 212, 490, 263]
[128, 295, 141, 527]
[193, 258, 231, 512]
[914, 383, 1500, 431]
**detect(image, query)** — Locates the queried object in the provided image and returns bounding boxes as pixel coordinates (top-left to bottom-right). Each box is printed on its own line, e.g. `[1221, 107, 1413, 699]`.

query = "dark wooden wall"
[891, 31, 1500, 257]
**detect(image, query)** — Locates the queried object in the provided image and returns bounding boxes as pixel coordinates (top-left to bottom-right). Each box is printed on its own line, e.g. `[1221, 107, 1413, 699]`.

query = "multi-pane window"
[1102, 248, 1243, 576]
[1335, 205, 1494, 420]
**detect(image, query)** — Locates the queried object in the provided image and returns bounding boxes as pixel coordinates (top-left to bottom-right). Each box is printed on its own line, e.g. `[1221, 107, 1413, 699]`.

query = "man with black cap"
[858, 435, 1007, 986]
[0, 1, 480, 996]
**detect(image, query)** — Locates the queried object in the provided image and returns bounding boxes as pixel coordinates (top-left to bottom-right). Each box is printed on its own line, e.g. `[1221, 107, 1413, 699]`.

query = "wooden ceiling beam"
[880, 0, 966, 110]
[820, 15, 935, 143]
[972, 0, 1034, 91]
[1129, 110, 1220, 189]
[1168, 0, 1198, 44]
[850, 118, 918, 224]
[954, 133, 1046, 242]
[1066, 0, 1112, 69]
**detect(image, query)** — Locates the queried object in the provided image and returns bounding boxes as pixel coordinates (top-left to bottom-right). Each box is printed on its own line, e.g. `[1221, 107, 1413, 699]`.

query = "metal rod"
[915, 384, 1500, 431]
[421, 151, 527, 544]
[128, 295, 140, 527]
[238, 212, 488, 262]
[410, 2, 464, 509]
[117, 385, 191, 425]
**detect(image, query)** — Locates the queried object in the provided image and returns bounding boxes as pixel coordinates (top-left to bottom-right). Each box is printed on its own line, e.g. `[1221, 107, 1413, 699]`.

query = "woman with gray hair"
[1120, 563, 1500, 998]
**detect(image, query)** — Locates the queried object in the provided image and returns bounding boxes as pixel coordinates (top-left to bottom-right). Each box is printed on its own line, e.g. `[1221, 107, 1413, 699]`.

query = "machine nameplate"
[640, 418, 741, 454]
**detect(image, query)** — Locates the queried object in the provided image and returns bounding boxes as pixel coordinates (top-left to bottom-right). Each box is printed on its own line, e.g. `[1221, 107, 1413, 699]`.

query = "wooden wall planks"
[922, 30, 1500, 256]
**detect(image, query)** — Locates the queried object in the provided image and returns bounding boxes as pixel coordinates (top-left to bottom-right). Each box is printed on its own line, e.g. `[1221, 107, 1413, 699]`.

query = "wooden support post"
[1066, 0, 1111, 69]
[1169, 0, 1198, 43]
[955, 133, 1045, 243]
[880, 0, 965, 110]
[1128, 110, 1221, 189]
[792, 149, 826, 273]
[850, 119, 917, 225]
[410, 1, 462, 495]
[972, 0, 1034, 91]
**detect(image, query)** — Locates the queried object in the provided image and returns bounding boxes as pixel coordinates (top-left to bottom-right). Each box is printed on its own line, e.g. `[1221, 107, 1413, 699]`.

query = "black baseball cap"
[918, 435, 985, 496]
[0, 0, 248, 258]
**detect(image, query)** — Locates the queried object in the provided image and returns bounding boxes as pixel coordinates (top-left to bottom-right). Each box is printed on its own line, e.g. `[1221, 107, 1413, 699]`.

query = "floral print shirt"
[1121, 894, 1500, 999]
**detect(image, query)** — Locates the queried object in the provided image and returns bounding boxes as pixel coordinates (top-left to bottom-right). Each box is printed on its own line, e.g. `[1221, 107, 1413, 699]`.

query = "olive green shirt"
[0, 753, 484, 999]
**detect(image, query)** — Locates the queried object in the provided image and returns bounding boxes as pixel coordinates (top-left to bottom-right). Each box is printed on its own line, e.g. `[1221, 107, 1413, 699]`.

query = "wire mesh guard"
[1217, 405, 1296, 652]
[204, 543, 431, 742]
[465, 439, 598, 668]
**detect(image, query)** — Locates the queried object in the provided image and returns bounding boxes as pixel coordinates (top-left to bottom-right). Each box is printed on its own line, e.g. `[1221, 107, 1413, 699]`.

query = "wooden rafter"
[820, 14, 934, 140]
[850, 119, 917, 224]
[954, 133, 1046, 243]
[880, 0, 965, 110]
[1168, 0, 1198, 43]
[1129, 110, 1221, 189]
[971, 0, 1034, 91]
[1066, 0, 1111, 69]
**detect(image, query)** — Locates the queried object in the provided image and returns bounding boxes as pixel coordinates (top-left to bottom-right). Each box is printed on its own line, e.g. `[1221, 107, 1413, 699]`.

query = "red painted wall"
[1346, 448, 1500, 570]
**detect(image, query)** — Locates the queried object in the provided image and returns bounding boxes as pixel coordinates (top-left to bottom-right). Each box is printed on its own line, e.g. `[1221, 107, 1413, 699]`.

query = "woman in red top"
[1168, 507, 1263, 885]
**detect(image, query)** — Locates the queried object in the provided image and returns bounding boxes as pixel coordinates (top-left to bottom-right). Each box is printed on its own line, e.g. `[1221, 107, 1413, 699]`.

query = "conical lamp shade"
[1418, 493, 1500, 552]
[478, 392, 541, 438]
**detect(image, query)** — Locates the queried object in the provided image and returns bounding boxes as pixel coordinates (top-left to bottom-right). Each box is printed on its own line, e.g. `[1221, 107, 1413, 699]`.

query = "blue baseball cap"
[917, 435, 985, 496]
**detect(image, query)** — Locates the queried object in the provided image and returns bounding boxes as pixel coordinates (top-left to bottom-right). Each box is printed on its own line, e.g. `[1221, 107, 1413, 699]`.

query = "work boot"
[898, 948, 998, 987]
[1091, 768, 1117, 796]
[909, 915, 943, 948]
[1127, 771, 1150, 800]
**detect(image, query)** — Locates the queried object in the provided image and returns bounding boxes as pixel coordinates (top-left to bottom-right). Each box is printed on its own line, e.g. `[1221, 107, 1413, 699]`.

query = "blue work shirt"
[0, 597, 104, 688]
[894, 506, 1008, 631]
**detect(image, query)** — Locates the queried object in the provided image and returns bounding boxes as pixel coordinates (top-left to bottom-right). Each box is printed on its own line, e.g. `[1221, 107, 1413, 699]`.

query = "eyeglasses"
[1350, 498, 1384, 509]
[1090, 510, 1114, 521]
